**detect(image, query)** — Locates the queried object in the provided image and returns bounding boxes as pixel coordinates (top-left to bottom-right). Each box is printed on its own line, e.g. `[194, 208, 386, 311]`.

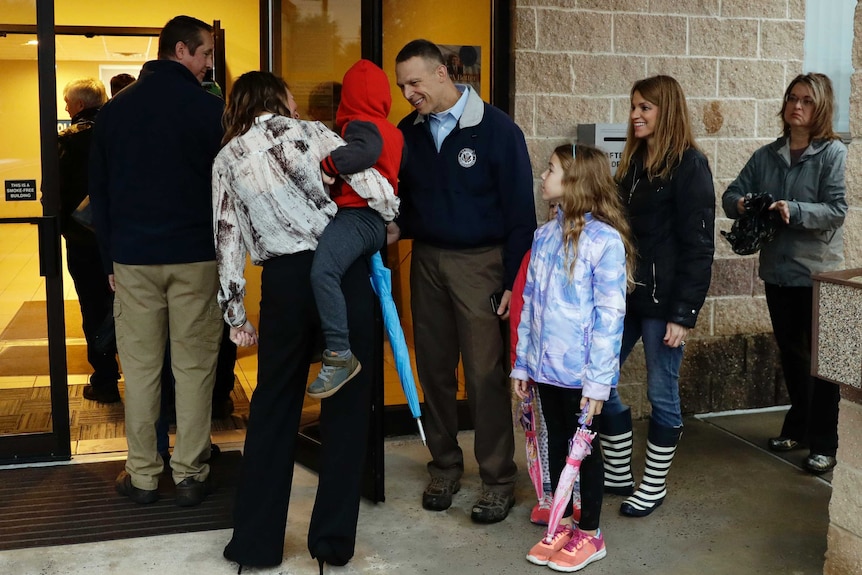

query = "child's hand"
[580, 396, 604, 425]
[386, 222, 401, 245]
[513, 378, 531, 400]
[230, 321, 259, 347]
[321, 170, 336, 186]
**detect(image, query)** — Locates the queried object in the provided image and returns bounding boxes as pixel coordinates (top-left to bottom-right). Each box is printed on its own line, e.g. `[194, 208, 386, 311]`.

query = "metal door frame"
[0, 0, 68, 463]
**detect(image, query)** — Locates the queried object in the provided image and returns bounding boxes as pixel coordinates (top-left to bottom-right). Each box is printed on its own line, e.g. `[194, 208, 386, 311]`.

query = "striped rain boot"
[598, 407, 635, 496]
[620, 419, 682, 517]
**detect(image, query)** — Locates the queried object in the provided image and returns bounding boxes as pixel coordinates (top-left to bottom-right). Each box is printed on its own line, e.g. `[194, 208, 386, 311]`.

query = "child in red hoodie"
[307, 59, 404, 398]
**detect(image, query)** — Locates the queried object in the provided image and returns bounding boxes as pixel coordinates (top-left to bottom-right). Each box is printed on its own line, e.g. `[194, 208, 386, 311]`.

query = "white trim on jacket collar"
[412, 85, 484, 128]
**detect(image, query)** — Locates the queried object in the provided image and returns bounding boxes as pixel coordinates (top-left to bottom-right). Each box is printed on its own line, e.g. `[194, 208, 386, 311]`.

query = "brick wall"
[513, 0, 815, 417]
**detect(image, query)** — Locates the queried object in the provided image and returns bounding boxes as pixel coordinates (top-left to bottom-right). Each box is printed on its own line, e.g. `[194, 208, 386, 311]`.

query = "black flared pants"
[224, 251, 374, 567]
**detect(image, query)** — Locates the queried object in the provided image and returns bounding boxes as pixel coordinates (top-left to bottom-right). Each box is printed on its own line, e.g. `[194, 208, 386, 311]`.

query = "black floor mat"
[0, 451, 242, 550]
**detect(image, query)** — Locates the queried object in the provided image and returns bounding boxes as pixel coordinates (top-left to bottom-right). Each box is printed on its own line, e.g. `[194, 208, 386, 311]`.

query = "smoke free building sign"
[5, 180, 37, 201]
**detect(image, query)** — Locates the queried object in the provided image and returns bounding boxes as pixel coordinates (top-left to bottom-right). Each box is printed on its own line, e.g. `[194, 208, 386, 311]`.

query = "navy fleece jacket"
[89, 59, 224, 272]
[397, 86, 535, 289]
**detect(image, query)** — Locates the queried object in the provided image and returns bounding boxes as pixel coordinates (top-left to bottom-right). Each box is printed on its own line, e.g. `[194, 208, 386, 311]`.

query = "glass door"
[261, 0, 511, 502]
[0, 0, 70, 463]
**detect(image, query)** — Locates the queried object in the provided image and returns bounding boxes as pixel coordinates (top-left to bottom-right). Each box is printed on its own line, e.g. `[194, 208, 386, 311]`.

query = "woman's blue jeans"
[603, 315, 684, 429]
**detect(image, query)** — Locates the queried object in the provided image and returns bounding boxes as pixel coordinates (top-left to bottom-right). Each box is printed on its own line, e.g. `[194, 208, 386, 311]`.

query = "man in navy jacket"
[89, 15, 224, 507]
[393, 39, 536, 523]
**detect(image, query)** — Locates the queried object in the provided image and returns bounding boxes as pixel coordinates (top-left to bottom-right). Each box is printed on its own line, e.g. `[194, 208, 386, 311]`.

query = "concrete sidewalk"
[0, 413, 831, 575]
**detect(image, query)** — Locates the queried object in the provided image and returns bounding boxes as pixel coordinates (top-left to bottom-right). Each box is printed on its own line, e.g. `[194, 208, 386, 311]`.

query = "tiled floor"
[0, 223, 439, 457]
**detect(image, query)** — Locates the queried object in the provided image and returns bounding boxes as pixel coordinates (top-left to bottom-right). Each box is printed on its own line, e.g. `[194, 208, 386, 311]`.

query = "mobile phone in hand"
[490, 290, 505, 315]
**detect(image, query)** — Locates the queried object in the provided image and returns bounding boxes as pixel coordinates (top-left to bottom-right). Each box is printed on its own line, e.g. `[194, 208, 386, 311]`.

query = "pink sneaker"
[548, 529, 606, 572]
[526, 524, 574, 566]
[530, 493, 553, 525]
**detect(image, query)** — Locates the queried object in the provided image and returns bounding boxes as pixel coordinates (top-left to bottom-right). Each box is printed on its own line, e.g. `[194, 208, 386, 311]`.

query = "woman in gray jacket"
[722, 73, 847, 474]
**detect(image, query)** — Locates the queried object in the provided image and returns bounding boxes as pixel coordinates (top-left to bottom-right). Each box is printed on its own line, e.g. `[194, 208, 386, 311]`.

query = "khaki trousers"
[113, 261, 222, 490]
[410, 242, 517, 492]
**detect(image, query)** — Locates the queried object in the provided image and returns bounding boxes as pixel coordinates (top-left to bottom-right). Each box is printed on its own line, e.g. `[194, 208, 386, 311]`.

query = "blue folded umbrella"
[369, 251, 426, 444]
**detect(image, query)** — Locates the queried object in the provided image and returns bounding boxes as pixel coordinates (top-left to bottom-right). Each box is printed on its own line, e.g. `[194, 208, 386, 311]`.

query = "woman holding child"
[212, 71, 391, 572]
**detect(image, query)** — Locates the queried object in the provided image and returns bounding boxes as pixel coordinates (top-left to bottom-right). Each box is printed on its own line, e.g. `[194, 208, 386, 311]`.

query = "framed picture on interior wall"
[439, 44, 480, 94]
[99, 64, 144, 98]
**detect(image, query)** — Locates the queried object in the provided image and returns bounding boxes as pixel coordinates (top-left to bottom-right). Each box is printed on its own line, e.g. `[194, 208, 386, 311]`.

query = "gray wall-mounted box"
[577, 123, 628, 176]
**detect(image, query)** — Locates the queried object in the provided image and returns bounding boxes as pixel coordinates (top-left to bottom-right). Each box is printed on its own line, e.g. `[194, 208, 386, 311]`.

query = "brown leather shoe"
[422, 477, 460, 511]
[471, 490, 515, 523]
[115, 470, 159, 504]
[175, 475, 213, 507]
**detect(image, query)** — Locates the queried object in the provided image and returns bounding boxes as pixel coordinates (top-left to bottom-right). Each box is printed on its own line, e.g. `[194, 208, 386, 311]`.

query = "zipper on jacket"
[627, 176, 640, 204]
[651, 262, 659, 303]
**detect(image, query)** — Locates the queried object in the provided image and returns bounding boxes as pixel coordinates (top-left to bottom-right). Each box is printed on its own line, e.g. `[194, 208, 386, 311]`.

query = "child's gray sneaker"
[307, 352, 361, 399]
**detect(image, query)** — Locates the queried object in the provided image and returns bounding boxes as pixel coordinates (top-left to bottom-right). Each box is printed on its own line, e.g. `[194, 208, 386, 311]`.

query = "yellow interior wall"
[0, 0, 261, 220]
[0, 0, 264, 333]
[53, 1, 260, 90]
[0, 61, 42, 217]
[3, 0, 36, 24]
[382, 2, 493, 344]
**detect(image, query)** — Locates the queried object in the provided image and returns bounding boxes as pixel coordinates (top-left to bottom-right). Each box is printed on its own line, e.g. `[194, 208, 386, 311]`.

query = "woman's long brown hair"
[616, 75, 699, 183]
[222, 71, 295, 146]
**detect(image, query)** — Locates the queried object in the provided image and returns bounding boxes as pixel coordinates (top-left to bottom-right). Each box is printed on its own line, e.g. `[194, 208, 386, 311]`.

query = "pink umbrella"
[517, 385, 544, 501]
[544, 402, 596, 540]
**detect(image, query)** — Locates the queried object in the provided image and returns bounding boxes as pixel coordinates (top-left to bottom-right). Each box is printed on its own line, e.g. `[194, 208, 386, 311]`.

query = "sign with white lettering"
[5, 179, 38, 201]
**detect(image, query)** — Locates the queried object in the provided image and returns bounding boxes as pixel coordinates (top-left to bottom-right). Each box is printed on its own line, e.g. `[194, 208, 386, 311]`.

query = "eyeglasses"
[785, 94, 815, 107]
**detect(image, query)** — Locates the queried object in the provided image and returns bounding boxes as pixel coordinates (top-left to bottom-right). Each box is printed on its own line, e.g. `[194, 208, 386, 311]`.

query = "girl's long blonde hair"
[616, 75, 699, 183]
[555, 144, 636, 292]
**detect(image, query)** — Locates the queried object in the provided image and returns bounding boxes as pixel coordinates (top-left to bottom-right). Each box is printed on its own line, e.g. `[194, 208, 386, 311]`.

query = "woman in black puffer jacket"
[598, 75, 715, 518]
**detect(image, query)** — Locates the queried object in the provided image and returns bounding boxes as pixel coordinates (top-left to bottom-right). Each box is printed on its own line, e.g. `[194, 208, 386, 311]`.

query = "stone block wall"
[513, 0, 820, 418]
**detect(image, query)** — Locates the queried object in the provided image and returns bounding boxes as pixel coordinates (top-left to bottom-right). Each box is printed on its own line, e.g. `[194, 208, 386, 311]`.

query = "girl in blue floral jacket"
[512, 143, 635, 573]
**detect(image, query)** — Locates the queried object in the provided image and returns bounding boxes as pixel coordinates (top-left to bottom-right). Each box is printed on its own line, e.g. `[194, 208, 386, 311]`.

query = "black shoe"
[471, 490, 515, 523]
[212, 397, 235, 419]
[768, 437, 800, 452]
[803, 453, 837, 474]
[422, 477, 460, 511]
[175, 475, 213, 507]
[115, 470, 159, 504]
[83, 384, 121, 404]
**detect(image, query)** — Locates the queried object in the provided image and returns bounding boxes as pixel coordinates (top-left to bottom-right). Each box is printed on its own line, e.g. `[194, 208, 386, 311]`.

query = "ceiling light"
[25, 40, 38, 46]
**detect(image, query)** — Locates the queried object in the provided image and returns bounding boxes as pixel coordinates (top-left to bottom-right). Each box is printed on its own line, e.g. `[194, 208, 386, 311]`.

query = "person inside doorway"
[56, 77, 120, 405]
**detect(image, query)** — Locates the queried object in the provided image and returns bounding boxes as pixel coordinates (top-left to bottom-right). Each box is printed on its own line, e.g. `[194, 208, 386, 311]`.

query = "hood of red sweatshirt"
[336, 59, 392, 128]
